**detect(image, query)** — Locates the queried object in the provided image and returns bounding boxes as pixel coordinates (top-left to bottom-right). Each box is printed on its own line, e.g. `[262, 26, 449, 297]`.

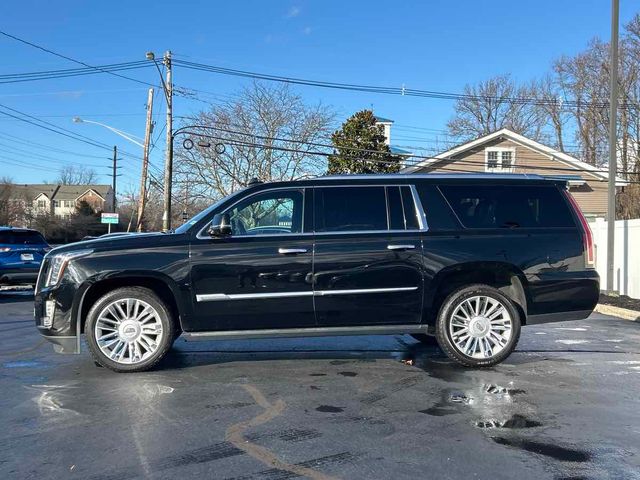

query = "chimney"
[374, 116, 393, 146]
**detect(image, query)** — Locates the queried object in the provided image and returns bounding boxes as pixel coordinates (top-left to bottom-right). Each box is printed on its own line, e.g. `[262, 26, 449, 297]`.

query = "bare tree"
[447, 74, 546, 141]
[56, 165, 99, 185]
[0, 177, 30, 227]
[554, 40, 611, 166]
[532, 75, 569, 152]
[174, 82, 334, 202]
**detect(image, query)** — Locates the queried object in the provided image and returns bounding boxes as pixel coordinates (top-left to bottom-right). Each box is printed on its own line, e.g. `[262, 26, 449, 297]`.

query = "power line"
[172, 58, 639, 110]
[0, 103, 144, 161]
[0, 61, 152, 84]
[0, 131, 107, 159]
[0, 141, 107, 168]
[0, 30, 156, 87]
[178, 125, 637, 177]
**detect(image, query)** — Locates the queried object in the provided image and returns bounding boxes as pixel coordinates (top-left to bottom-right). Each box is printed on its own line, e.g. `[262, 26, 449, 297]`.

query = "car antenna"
[247, 177, 263, 186]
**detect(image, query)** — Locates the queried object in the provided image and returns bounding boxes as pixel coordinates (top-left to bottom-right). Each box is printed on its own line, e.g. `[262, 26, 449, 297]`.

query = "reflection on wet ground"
[1, 291, 639, 479]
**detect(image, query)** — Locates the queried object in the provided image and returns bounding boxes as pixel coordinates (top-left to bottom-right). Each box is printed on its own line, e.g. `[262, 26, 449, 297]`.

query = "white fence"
[589, 218, 640, 299]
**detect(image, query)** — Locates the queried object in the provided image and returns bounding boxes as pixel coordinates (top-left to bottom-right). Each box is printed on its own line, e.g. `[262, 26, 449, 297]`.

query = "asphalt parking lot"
[1, 290, 639, 480]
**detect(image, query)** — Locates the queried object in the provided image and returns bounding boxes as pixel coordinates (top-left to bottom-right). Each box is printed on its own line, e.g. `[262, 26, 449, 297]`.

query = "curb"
[595, 303, 640, 321]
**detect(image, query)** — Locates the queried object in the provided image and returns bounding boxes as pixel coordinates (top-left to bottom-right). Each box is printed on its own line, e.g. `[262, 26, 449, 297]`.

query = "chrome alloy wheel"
[448, 295, 513, 359]
[94, 298, 164, 364]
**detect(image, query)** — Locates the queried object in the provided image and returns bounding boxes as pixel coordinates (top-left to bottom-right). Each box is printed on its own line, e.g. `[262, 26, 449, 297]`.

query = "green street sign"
[101, 213, 119, 224]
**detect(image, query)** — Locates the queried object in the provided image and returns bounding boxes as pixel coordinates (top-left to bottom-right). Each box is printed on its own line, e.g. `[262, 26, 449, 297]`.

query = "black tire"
[410, 334, 440, 347]
[435, 284, 521, 367]
[85, 287, 175, 373]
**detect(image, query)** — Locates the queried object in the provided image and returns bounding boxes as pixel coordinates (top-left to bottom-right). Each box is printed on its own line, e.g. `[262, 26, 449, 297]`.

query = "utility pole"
[111, 146, 117, 212]
[137, 87, 154, 232]
[606, 0, 619, 293]
[162, 50, 173, 232]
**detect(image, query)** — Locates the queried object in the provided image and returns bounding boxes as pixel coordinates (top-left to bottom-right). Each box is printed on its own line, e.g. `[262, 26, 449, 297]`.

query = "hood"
[48, 232, 183, 255]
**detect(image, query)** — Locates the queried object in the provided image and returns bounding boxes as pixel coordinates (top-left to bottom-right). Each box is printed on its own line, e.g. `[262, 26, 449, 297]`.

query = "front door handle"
[387, 244, 416, 251]
[278, 248, 308, 255]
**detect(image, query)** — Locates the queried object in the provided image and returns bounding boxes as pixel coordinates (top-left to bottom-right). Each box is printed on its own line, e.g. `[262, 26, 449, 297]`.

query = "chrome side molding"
[195, 286, 418, 302]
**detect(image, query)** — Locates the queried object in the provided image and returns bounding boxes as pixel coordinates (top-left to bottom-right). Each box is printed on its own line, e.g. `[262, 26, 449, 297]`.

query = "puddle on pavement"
[475, 414, 542, 430]
[3, 360, 47, 369]
[449, 392, 473, 404]
[492, 437, 591, 462]
[485, 384, 526, 395]
[316, 405, 344, 413]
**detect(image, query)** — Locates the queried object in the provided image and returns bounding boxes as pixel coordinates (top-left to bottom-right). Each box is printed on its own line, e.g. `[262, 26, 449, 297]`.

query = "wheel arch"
[425, 262, 528, 325]
[76, 272, 184, 334]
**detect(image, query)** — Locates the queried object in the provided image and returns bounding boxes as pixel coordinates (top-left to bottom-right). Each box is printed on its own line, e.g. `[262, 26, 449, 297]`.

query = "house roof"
[374, 116, 394, 124]
[0, 184, 111, 202]
[390, 145, 413, 156]
[54, 185, 109, 201]
[402, 128, 628, 186]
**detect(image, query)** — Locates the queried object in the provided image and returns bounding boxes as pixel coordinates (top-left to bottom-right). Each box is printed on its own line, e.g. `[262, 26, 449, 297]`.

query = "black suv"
[34, 174, 599, 372]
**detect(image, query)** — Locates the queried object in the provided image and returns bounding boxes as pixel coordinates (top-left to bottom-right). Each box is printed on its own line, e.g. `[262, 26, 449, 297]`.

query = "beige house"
[402, 128, 627, 219]
[1, 184, 113, 227]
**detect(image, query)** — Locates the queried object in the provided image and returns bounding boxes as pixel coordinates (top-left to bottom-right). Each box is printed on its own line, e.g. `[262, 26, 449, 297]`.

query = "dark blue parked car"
[0, 227, 50, 286]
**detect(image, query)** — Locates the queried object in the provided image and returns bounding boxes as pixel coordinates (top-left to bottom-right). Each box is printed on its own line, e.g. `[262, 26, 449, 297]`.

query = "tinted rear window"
[0, 231, 47, 244]
[415, 184, 460, 230]
[386, 186, 405, 230]
[438, 184, 575, 229]
[315, 186, 387, 232]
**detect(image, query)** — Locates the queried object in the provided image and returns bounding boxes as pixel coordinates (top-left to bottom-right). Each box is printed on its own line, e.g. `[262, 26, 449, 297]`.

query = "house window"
[37, 200, 47, 209]
[485, 148, 515, 173]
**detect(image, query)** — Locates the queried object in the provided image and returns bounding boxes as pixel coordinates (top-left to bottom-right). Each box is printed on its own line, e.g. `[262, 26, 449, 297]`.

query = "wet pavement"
[1, 289, 639, 479]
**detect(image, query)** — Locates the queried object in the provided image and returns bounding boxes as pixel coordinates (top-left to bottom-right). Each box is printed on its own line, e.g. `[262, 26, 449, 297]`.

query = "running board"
[182, 324, 430, 342]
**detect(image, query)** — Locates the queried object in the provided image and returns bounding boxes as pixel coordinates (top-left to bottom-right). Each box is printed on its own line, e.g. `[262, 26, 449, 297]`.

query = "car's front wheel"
[85, 287, 175, 372]
[435, 284, 521, 367]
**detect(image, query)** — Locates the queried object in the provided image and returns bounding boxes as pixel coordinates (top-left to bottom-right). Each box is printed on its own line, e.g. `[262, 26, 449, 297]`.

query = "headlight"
[44, 249, 93, 287]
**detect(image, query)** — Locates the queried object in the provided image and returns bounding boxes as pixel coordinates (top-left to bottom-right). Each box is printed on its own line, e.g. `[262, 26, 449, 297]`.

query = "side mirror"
[207, 213, 232, 237]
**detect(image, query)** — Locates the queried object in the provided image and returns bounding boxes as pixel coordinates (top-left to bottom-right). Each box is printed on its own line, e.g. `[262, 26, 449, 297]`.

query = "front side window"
[315, 186, 387, 232]
[226, 189, 304, 236]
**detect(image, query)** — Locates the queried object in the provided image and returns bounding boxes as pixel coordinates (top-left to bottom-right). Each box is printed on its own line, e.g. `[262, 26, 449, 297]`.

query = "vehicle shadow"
[159, 336, 447, 371]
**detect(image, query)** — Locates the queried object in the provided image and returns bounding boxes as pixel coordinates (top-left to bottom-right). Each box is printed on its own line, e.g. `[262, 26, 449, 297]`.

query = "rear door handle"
[387, 244, 416, 251]
[278, 248, 308, 255]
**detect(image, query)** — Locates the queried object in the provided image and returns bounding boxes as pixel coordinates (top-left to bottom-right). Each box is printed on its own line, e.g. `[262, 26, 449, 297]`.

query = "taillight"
[563, 189, 595, 268]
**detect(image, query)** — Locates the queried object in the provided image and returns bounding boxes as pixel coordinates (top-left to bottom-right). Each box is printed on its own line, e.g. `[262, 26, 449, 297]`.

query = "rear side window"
[315, 186, 387, 232]
[439, 184, 575, 229]
[0, 231, 46, 244]
[400, 187, 420, 230]
[415, 184, 460, 230]
[386, 187, 405, 230]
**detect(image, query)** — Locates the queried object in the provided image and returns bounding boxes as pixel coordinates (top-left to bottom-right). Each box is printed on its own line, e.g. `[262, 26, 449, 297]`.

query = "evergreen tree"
[327, 110, 402, 174]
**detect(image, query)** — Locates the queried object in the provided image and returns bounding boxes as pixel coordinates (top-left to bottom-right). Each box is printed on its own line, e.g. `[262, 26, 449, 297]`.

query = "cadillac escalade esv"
[34, 174, 599, 372]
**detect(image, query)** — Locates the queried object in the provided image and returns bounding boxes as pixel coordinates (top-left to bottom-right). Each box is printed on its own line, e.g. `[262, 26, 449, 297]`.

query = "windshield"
[173, 189, 246, 234]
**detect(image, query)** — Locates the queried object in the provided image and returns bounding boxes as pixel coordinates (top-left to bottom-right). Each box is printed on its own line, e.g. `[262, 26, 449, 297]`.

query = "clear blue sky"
[1, 0, 637, 190]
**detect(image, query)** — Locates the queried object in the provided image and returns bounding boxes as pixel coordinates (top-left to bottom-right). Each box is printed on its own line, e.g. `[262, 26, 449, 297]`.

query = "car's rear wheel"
[85, 287, 174, 372]
[435, 284, 521, 367]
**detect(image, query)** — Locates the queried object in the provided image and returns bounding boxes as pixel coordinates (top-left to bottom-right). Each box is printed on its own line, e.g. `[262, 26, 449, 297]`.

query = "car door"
[312, 184, 426, 327]
[189, 187, 315, 331]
